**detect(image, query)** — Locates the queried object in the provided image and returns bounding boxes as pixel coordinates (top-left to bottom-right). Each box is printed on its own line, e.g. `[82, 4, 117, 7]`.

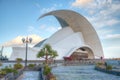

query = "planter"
[0, 69, 23, 80]
[46, 73, 56, 80]
[39, 67, 56, 80]
[95, 66, 120, 76]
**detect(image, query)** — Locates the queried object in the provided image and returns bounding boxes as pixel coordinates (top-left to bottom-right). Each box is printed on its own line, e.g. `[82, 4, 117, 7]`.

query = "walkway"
[52, 65, 120, 80]
[17, 71, 40, 80]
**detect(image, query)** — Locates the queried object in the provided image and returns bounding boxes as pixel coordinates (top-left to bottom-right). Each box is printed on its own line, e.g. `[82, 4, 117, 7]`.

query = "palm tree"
[37, 44, 58, 64]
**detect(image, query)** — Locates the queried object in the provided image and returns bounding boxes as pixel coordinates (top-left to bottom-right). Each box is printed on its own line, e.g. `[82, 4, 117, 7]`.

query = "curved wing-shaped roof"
[39, 10, 104, 57]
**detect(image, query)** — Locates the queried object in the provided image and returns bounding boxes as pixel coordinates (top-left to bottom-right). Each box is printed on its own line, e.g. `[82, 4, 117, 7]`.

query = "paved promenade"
[52, 65, 120, 80]
[16, 71, 39, 80]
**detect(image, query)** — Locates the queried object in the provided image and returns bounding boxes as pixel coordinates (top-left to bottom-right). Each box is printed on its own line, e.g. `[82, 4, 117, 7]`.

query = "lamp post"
[22, 37, 32, 67]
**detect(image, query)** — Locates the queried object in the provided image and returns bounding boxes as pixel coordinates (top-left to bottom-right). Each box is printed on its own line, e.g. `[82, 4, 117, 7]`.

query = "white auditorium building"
[9, 10, 104, 60]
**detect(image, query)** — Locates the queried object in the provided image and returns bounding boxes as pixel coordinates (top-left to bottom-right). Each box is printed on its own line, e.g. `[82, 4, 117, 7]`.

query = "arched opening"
[70, 47, 94, 60]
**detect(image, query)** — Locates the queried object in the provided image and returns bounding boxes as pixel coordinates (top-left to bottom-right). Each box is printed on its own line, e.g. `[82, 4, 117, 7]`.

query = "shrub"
[16, 58, 23, 63]
[106, 65, 112, 70]
[0, 62, 2, 66]
[12, 69, 18, 74]
[0, 66, 18, 78]
[96, 62, 104, 67]
[28, 64, 35, 68]
[43, 64, 51, 75]
[2, 68, 13, 73]
[0, 70, 6, 75]
[97, 62, 103, 65]
[0, 67, 18, 75]
[14, 63, 23, 70]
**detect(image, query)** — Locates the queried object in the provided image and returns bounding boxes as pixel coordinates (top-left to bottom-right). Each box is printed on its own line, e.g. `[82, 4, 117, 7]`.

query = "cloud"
[53, 3, 63, 8]
[35, 3, 41, 9]
[71, 0, 120, 48]
[40, 3, 63, 14]
[72, 0, 93, 7]
[104, 45, 120, 58]
[86, 2, 120, 29]
[39, 24, 46, 29]
[41, 7, 56, 13]
[99, 4, 120, 16]
[96, 29, 113, 39]
[106, 19, 120, 26]
[71, 0, 112, 9]
[88, 17, 120, 28]
[72, 0, 120, 28]
[40, 6, 56, 14]
[27, 26, 41, 35]
[106, 46, 120, 50]
[27, 26, 34, 32]
[2, 34, 43, 47]
[103, 34, 120, 39]
[96, 28, 120, 40]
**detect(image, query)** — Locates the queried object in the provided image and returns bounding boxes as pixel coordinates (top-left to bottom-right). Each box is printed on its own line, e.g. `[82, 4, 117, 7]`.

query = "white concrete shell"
[39, 10, 104, 59]
[41, 27, 86, 59]
[10, 47, 40, 60]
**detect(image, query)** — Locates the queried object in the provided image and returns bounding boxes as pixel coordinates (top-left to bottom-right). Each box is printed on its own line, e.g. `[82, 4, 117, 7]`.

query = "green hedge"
[0, 66, 18, 77]
[95, 62, 104, 67]
[106, 65, 112, 70]
[0, 70, 6, 75]
[14, 63, 23, 70]
[28, 64, 36, 68]
[16, 58, 23, 63]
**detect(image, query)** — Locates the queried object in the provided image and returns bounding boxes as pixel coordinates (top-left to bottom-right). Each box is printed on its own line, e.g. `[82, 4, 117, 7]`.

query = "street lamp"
[22, 37, 32, 67]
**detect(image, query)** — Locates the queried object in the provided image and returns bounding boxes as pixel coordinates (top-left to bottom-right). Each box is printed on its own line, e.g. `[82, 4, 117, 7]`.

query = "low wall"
[95, 66, 120, 76]
[0, 69, 23, 80]
[39, 67, 46, 80]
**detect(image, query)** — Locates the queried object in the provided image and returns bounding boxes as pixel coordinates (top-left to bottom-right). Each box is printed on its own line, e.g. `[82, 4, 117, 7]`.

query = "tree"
[37, 44, 58, 64]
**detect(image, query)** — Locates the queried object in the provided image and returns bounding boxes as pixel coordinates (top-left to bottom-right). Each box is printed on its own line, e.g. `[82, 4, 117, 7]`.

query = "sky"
[0, 0, 120, 58]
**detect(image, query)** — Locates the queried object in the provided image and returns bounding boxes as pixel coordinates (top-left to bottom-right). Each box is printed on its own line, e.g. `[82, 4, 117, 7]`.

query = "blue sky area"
[0, 0, 120, 58]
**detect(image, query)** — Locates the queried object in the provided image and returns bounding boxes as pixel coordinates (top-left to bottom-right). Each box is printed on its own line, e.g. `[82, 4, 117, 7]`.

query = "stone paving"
[17, 71, 39, 80]
[52, 65, 120, 80]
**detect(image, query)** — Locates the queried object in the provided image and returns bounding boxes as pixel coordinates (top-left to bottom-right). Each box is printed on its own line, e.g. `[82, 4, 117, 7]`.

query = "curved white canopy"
[39, 10, 104, 58]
